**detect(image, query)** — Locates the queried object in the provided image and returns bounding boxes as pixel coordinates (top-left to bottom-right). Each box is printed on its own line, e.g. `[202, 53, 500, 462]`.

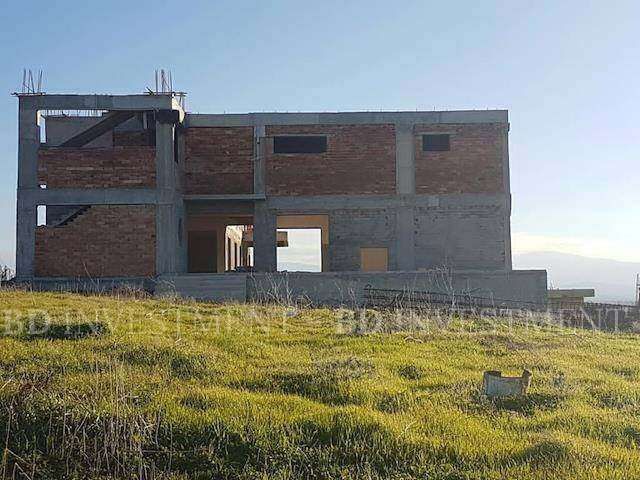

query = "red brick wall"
[265, 124, 396, 196]
[38, 147, 156, 188]
[184, 127, 254, 195]
[35, 205, 156, 278]
[414, 123, 505, 194]
[113, 130, 154, 147]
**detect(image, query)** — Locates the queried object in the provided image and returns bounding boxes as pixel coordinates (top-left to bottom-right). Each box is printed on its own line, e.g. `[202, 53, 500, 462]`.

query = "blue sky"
[1, 0, 639, 268]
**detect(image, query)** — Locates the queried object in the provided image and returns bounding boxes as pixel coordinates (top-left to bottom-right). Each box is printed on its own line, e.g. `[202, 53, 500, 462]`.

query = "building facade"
[15, 92, 546, 303]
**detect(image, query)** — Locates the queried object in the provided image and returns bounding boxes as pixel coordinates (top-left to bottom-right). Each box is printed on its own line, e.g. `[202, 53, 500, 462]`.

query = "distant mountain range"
[514, 251, 639, 303]
[277, 261, 321, 273]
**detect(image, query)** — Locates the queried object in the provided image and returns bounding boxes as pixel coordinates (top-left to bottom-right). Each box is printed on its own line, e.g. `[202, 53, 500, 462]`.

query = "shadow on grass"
[508, 438, 572, 468]
[95, 343, 210, 379]
[591, 388, 640, 412]
[470, 391, 566, 417]
[236, 371, 365, 406]
[2, 387, 575, 479]
[233, 356, 375, 406]
[179, 392, 216, 411]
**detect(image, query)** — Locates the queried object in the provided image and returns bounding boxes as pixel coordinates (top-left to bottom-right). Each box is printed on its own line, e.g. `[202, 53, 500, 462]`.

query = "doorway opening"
[186, 210, 253, 273]
[188, 231, 217, 273]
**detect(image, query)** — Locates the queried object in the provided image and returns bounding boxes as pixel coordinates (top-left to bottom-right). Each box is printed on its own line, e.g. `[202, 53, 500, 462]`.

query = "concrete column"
[395, 122, 416, 271]
[254, 125, 266, 194]
[155, 121, 175, 190]
[395, 123, 415, 195]
[15, 104, 40, 279]
[155, 118, 180, 275]
[15, 201, 37, 279]
[176, 201, 188, 273]
[217, 226, 226, 273]
[253, 201, 277, 272]
[501, 124, 513, 271]
[395, 204, 416, 271]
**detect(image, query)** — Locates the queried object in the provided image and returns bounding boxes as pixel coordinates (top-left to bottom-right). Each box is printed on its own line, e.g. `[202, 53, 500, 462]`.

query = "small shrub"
[376, 391, 413, 413]
[397, 363, 425, 380]
[314, 356, 376, 381]
[551, 371, 573, 396]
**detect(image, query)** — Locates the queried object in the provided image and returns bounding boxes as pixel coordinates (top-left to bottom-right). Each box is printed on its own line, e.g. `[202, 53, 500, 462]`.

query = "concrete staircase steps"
[155, 274, 247, 302]
[56, 206, 92, 227]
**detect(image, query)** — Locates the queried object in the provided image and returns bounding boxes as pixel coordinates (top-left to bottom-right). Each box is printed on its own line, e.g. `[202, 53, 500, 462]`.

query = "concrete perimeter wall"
[28, 269, 547, 307]
[248, 269, 548, 306]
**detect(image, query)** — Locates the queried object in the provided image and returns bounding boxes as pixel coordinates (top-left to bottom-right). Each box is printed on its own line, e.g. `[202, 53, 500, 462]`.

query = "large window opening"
[275, 215, 329, 273]
[422, 133, 450, 152]
[273, 135, 327, 154]
[277, 228, 322, 272]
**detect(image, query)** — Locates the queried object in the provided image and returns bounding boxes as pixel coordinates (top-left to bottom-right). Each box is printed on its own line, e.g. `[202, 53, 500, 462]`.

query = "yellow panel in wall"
[360, 247, 388, 272]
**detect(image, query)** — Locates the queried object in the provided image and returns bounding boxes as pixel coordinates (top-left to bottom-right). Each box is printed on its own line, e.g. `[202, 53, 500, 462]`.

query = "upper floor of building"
[18, 93, 510, 199]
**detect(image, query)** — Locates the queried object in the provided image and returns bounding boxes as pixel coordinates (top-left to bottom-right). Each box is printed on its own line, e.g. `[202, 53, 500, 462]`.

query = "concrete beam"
[265, 193, 508, 211]
[15, 94, 178, 112]
[60, 111, 135, 147]
[185, 110, 509, 128]
[18, 188, 160, 205]
[183, 194, 266, 202]
[185, 201, 255, 216]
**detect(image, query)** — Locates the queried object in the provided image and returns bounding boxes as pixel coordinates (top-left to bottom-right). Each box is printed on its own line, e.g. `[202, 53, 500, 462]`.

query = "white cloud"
[512, 232, 640, 263]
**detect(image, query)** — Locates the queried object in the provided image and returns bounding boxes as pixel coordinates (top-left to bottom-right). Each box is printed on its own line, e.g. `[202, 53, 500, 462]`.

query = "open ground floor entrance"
[184, 201, 330, 274]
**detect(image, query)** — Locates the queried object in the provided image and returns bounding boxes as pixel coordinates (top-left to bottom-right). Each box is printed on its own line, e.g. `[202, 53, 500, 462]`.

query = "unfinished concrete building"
[15, 90, 547, 304]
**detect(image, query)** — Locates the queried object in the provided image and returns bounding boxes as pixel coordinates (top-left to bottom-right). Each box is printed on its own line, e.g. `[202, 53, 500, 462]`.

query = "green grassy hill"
[1, 290, 640, 479]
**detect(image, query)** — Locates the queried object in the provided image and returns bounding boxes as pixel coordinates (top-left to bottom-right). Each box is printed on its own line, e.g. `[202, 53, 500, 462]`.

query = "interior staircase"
[155, 274, 248, 302]
[56, 206, 91, 227]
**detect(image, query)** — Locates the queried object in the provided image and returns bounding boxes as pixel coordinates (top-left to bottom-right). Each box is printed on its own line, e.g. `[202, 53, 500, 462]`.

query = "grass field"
[1, 290, 640, 479]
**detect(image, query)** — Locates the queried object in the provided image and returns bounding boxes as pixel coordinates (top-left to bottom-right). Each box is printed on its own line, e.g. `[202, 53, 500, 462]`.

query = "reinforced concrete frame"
[15, 93, 185, 280]
[16, 95, 513, 280]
